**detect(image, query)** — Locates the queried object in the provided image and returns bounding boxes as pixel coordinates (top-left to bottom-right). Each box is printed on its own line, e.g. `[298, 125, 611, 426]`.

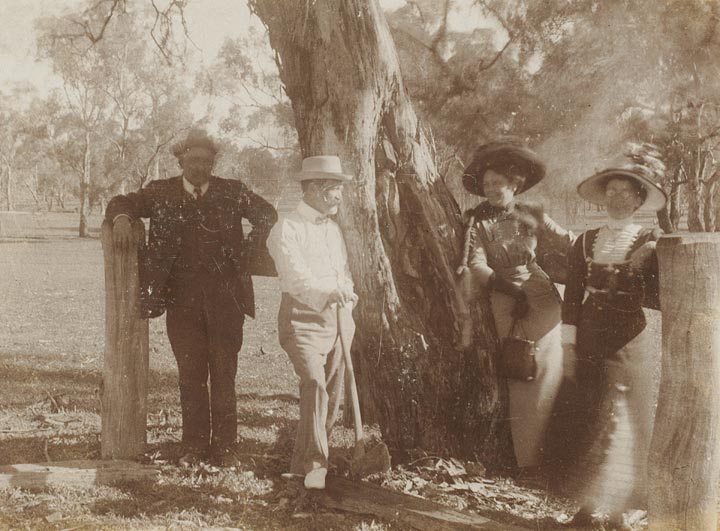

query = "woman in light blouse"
[560, 149, 667, 530]
[460, 140, 574, 475]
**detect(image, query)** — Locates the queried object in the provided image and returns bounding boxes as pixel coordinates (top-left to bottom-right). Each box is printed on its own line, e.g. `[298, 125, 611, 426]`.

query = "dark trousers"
[166, 276, 245, 452]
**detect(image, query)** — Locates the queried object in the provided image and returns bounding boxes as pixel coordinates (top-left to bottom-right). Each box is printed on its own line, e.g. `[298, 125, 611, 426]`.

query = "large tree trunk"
[79, 130, 91, 238]
[2, 164, 14, 211]
[703, 183, 716, 232]
[656, 205, 674, 234]
[704, 170, 719, 232]
[687, 155, 705, 232]
[153, 132, 161, 182]
[250, 0, 509, 463]
[668, 171, 682, 231]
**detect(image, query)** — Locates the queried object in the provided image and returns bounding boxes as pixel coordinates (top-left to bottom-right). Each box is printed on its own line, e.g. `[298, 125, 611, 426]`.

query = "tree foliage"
[27, 3, 196, 233]
[388, 0, 720, 229]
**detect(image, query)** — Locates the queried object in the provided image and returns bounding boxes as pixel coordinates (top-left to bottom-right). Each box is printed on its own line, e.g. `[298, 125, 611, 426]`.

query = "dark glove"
[489, 272, 530, 319]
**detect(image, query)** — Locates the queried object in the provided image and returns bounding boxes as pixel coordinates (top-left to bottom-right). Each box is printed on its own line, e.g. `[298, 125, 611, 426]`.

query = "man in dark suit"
[105, 128, 277, 466]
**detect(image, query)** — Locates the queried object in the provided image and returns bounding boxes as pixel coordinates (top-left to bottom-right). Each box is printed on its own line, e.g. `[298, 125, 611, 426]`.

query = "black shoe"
[568, 507, 594, 528]
[209, 446, 237, 467]
[606, 514, 631, 531]
[178, 451, 205, 468]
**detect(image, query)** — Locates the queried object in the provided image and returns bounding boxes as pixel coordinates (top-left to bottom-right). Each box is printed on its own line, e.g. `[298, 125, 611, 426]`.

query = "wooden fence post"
[100, 219, 149, 459]
[648, 233, 720, 531]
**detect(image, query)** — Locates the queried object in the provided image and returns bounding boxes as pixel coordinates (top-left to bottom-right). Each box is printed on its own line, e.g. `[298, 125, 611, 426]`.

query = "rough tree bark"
[667, 168, 682, 232]
[686, 161, 704, 232]
[702, 170, 719, 232]
[1, 166, 12, 211]
[656, 205, 674, 234]
[648, 233, 720, 531]
[250, 0, 509, 463]
[79, 130, 91, 238]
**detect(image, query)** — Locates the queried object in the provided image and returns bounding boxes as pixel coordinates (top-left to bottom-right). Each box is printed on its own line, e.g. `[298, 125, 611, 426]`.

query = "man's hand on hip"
[113, 216, 133, 251]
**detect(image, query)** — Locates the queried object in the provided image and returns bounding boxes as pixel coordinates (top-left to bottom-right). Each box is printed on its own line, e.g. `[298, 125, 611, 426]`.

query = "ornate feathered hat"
[578, 143, 667, 211]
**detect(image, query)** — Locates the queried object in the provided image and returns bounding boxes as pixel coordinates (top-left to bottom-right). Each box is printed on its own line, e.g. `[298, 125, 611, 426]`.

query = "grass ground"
[0, 211, 656, 530]
[0, 212, 396, 531]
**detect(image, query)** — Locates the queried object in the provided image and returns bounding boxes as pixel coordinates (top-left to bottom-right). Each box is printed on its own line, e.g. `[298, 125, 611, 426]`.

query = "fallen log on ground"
[0, 460, 158, 489]
[318, 475, 526, 530]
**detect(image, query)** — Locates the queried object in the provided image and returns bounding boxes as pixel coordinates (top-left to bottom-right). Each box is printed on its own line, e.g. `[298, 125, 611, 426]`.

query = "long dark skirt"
[547, 297, 658, 513]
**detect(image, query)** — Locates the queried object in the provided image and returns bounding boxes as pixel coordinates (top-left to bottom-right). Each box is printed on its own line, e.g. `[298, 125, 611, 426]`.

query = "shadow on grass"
[236, 392, 299, 403]
[0, 355, 181, 412]
[91, 479, 242, 518]
[0, 434, 100, 466]
[0, 351, 329, 482]
[0, 238, 51, 244]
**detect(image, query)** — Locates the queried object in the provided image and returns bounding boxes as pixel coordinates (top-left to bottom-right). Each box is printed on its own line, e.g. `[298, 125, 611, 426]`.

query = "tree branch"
[242, 135, 296, 152]
[477, 36, 512, 71]
[150, 0, 197, 65]
[45, 0, 124, 48]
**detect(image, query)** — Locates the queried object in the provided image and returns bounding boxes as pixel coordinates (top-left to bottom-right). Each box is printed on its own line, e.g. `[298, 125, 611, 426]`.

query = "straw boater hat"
[171, 128, 219, 159]
[577, 153, 667, 212]
[293, 155, 353, 182]
[462, 139, 546, 196]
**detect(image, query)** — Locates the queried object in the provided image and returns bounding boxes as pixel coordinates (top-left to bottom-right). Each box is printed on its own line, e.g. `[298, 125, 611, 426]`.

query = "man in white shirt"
[267, 155, 357, 490]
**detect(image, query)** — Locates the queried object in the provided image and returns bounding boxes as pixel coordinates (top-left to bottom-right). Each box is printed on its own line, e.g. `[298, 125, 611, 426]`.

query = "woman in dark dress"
[458, 140, 574, 472]
[560, 151, 667, 530]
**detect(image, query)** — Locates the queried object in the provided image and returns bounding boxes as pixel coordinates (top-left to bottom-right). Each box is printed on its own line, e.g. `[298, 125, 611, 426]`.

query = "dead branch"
[50, 0, 125, 46]
[150, 0, 197, 65]
[241, 135, 296, 152]
[478, 37, 512, 71]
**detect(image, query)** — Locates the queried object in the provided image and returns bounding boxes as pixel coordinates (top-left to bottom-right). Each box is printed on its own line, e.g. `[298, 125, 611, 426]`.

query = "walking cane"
[337, 303, 365, 462]
[336, 301, 391, 478]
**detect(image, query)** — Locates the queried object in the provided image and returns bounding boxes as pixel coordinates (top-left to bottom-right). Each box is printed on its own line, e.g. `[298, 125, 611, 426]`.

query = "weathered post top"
[649, 232, 720, 531]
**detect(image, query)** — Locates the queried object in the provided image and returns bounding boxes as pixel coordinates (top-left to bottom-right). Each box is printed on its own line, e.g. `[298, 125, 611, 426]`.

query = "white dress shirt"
[267, 200, 354, 312]
[182, 176, 209, 198]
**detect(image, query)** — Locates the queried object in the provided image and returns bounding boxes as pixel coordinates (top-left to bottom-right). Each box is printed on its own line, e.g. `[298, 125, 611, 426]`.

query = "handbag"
[497, 317, 537, 381]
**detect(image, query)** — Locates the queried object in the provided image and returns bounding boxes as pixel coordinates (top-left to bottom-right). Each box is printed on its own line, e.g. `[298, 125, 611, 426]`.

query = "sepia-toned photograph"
[0, 1, 718, 529]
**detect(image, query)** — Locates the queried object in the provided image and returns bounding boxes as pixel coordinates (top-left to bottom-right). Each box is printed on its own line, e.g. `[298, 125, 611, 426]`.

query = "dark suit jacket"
[105, 175, 277, 319]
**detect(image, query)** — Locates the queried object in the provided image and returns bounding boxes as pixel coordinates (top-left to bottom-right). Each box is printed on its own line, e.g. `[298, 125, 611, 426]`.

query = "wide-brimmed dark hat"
[578, 153, 667, 211]
[171, 128, 219, 159]
[462, 140, 546, 196]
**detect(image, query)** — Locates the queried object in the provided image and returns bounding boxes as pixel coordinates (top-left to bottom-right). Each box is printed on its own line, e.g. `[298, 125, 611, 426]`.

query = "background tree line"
[3, 0, 718, 236]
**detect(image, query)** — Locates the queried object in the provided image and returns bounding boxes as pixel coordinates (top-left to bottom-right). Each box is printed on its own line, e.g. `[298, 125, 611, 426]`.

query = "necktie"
[194, 186, 203, 200]
[315, 216, 329, 225]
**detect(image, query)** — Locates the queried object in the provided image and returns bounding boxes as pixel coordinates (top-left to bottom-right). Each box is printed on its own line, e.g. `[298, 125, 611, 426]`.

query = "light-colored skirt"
[491, 269, 564, 468]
